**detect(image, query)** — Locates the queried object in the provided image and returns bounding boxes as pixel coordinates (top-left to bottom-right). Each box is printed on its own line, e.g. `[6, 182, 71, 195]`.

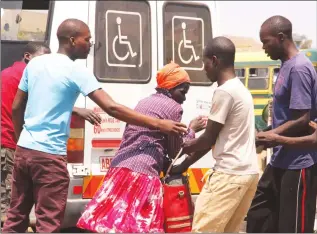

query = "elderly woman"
[77, 62, 205, 233]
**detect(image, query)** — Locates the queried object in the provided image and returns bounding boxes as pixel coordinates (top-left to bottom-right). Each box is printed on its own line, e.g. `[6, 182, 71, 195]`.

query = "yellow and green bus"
[234, 49, 317, 130]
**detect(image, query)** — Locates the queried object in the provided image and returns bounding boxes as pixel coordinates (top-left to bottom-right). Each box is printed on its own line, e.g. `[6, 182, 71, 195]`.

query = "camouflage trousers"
[1, 147, 15, 219]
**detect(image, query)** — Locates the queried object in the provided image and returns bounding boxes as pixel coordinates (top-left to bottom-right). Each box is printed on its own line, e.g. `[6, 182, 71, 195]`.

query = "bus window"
[163, 2, 212, 86]
[1, 2, 50, 41]
[248, 68, 269, 90]
[1, 0, 53, 70]
[235, 68, 246, 85]
[94, 1, 151, 83]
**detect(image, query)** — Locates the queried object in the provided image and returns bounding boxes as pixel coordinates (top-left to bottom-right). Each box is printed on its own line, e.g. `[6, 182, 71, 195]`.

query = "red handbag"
[162, 149, 194, 233]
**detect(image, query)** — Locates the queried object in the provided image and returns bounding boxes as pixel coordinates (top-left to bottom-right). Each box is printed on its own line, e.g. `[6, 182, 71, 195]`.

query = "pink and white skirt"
[77, 167, 164, 233]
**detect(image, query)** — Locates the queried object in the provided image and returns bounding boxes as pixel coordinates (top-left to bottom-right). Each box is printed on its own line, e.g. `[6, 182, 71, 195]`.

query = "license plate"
[99, 156, 113, 172]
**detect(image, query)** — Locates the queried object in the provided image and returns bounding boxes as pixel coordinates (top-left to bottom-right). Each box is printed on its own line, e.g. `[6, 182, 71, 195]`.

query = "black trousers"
[246, 163, 317, 233]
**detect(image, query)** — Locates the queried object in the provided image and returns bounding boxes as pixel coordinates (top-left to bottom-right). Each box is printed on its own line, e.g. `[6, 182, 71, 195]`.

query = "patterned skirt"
[77, 167, 164, 233]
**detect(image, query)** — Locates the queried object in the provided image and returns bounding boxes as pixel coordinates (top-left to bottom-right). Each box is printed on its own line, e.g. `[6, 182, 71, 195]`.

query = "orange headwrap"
[156, 61, 190, 90]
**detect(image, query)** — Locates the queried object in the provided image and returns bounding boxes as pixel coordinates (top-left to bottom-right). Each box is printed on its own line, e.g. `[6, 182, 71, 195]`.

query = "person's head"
[57, 18, 92, 60]
[203, 36, 236, 82]
[260, 15, 293, 60]
[156, 62, 190, 104]
[22, 42, 51, 64]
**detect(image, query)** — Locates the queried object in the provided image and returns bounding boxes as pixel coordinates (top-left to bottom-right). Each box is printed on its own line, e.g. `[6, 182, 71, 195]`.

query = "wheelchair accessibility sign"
[172, 16, 204, 71]
[105, 10, 142, 68]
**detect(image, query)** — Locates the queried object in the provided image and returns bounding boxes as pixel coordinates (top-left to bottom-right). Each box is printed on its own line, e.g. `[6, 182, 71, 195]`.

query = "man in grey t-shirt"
[247, 16, 317, 233]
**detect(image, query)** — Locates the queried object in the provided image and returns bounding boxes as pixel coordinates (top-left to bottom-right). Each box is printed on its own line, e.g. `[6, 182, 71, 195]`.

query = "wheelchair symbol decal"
[172, 16, 204, 71]
[112, 17, 137, 61]
[106, 10, 142, 68]
[178, 22, 200, 65]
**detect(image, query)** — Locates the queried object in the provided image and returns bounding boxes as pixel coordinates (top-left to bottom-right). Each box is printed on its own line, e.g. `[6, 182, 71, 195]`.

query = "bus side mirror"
[262, 104, 269, 124]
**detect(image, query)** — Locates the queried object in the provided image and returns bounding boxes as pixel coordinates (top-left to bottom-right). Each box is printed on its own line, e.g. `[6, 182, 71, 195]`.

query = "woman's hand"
[189, 115, 208, 133]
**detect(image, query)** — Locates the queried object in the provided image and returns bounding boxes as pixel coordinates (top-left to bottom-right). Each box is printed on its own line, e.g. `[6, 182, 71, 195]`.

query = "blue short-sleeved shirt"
[271, 53, 317, 169]
[18, 53, 101, 155]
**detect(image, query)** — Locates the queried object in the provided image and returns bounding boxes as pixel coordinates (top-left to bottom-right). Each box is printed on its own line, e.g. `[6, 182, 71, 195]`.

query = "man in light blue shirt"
[3, 19, 187, 233]
[17, 53, 102, 155]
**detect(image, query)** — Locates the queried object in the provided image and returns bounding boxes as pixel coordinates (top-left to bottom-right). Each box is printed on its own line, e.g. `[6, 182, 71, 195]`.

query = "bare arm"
[12, 89, 28, 141]
[88, 89, 187, 135]
[257, 121, 317, 149]
[170, 146, 212, 175]
[180, 89, 230, 161]
[167, 115, 206, 159]
[182, 119, 222, 154]
[170, 89, 231, 174]
[270, 110, 310, 136]
[256, 110, 311, 148]
[183, 148, 211, 168]
[274, 134, 317, 149]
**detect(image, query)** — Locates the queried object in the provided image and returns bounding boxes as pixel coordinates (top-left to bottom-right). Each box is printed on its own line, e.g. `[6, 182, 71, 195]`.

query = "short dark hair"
[57, 18, 89, 43]
[261, 15, 292, 39]
[204, 36, 236, 67]
[22, 41, 50, 57]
